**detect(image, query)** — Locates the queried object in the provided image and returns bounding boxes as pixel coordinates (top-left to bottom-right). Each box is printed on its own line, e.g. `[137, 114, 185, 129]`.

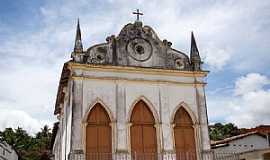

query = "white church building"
[52, 13, 213, 160]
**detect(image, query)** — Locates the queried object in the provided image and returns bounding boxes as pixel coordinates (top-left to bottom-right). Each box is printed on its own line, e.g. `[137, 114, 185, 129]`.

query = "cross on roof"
[133, 9, 143, 21]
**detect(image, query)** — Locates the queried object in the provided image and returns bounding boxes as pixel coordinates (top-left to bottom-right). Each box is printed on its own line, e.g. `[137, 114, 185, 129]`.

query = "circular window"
[97, 54, 103, 60]
[127, 38, 152, 61]
[175, 58, 185, 69]
[135, 45, 144, 55]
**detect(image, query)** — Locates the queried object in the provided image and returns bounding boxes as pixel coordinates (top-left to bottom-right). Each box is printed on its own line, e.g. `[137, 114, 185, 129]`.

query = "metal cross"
[133, 9, 143, 21]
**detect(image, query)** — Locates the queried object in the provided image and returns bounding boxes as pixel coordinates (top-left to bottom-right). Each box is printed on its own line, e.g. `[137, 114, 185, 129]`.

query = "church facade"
[52, 17, 211, 160]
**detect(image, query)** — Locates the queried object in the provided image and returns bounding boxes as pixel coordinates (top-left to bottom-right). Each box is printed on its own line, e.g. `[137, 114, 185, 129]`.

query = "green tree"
[0, 125, 52, 160]
[0, 128, 16, 146]
[209, 123, 241, 141]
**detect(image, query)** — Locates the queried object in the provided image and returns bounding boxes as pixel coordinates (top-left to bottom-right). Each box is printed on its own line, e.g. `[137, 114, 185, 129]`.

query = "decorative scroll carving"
[83, 21, 192, 70]
[86, 45, 108, 64]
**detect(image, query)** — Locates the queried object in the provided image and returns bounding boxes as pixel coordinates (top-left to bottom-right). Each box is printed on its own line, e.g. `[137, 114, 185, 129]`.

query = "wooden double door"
[174, 107, 196, 160]
[85, 102, 196, 160]
[130, 100, 157, 160]
[86, 103, 112, 160]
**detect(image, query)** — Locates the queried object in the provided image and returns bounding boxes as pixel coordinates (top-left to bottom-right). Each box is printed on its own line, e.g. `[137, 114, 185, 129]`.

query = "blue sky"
[0, 0, 270, 133]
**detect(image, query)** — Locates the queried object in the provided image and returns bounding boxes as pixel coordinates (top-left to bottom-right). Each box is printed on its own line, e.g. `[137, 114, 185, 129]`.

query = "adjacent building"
[0, 141, 18, 160]
[212, 130, 270, 160]
[239, 148, 270, 160]
[212, 131, 269, 153]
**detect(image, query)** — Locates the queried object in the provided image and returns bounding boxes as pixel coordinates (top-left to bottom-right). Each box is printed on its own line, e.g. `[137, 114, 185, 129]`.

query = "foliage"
[209, 123, 242, 141]
[0, 125, 52, 160]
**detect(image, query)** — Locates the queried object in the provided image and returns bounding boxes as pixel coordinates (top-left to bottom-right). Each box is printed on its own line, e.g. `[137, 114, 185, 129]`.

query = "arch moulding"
[82, 97, 116, 123]
[170, 101, 198, 125]
[127, 95, 160, 123]
[170, 101, 201, 158]
[81, 97, 116, 154]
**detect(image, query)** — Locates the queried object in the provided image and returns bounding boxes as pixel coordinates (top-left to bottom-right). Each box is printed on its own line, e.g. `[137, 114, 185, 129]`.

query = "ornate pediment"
[71, 20, 203, 71]
[117, 22, 160, 43]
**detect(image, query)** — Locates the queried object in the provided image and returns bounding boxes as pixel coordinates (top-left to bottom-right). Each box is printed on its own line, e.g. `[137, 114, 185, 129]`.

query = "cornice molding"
[68, 62, 209, 78]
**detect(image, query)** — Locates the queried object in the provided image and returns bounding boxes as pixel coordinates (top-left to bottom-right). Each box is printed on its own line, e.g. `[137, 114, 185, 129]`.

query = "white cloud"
[0, 109, 51, 135]
[234, 73, 270, 96]
[208, 73, 270, 128]
[36, 0, 270, 73]
[202, 43, 232, 71]
[0, 65, 57, 134]
[226, 89, 270, 128]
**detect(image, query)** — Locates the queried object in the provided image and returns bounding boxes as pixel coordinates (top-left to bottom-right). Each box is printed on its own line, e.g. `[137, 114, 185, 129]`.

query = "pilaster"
[116, 82, 128, 152]
[70, 79, 84, 151]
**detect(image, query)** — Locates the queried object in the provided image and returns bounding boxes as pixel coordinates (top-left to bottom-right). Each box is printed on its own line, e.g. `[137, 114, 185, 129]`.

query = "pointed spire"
[190, 31, 200, 59]
[190, 32, 202, 70]
[74, 18, 83, 53]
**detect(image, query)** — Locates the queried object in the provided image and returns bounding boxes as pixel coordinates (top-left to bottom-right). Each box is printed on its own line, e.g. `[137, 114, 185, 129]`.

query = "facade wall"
[65, 91, 72, 160]
[69, 66, 210, 157]
[57, 84, 73, 160]
[214, 135, 269, 153]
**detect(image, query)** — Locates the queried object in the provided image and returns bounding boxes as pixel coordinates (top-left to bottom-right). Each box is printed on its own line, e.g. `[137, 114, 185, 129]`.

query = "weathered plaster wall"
[58, 84, 73, 160]
[60, 103, 66, 160]
[52, 130, 61, 160]
[67, 66, 210, 158]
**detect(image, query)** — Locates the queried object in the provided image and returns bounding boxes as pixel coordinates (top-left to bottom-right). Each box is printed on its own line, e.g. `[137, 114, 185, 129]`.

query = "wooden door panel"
[86, 126, 98, 153]
[97, 108, 110, 124]
[131, 101, 155, 124]
[174, 128, 185, 151]
[130, 100, 157, 157]
[87, 110, 97, 124]
[143, 126, 157, 153]
[86, 104, 112, 159]
[98, 126, 112, 153]
[131, 105, 142, 123]
[141, 105, 154, 124]
[174, 107, 196, 160]
[131, 125, 143, 153]
[184, 128, 196, 151]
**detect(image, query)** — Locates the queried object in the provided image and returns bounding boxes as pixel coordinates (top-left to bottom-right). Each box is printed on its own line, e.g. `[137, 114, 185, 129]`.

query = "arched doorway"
[174, 107, 196, 160]
[86, 103, 112, 160]
[130, 100, 157, 159]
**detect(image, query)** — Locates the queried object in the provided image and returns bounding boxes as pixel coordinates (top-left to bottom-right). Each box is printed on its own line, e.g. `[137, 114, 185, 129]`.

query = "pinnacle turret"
[74, 19, 83, 53]
[71, 19, 84, 62]
[190, 32, 202, 71]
